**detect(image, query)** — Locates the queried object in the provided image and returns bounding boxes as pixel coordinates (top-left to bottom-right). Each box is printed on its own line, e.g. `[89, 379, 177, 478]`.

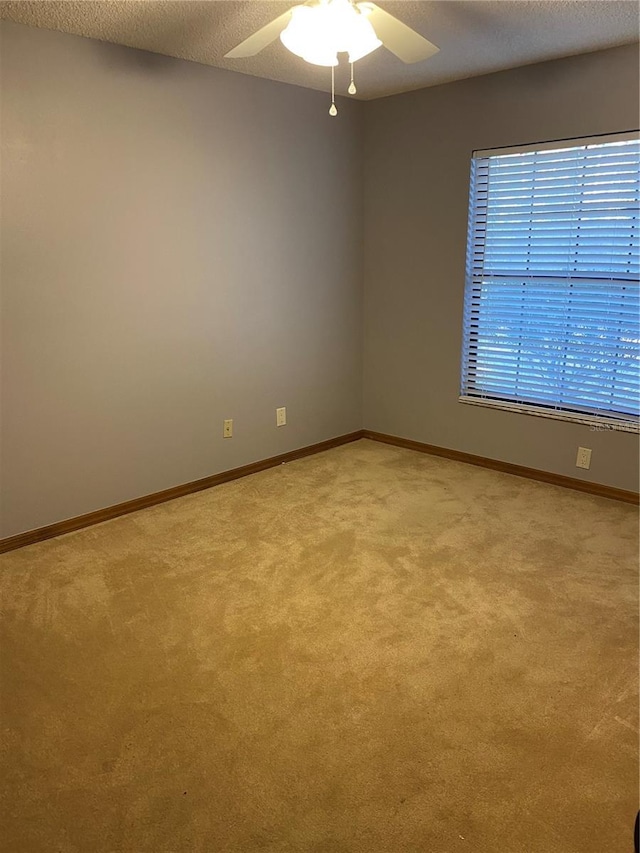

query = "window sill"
[458, 395, 639, 434]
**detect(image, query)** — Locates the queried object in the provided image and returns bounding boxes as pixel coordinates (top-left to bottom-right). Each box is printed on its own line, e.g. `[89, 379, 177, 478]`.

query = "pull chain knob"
[329, 65, 338, 116]
[348, 62, 357, 95]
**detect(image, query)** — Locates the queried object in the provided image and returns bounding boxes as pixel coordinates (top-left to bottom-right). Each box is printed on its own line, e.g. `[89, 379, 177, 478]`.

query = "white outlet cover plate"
[576, 447, 592, 469]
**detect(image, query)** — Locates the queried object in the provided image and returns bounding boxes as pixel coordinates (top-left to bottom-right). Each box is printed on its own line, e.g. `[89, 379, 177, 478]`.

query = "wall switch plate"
[576, 447, 591, 469]
[276, 407, 286, 427]
[223, 419, 233, 438]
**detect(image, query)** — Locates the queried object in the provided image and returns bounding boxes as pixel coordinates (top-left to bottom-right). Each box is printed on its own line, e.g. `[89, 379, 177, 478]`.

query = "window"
[461, 132, 640, 431]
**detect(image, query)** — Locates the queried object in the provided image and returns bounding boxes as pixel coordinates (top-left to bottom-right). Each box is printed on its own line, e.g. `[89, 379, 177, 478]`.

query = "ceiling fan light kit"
[280, 0, 382, 67]
[225, 0, 439, 116]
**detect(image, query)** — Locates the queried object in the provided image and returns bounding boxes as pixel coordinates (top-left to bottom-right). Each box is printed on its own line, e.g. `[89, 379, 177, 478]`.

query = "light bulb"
[281, 6, 338, 66]
[329, 104, 338, 116]
[280, 0, 381, 67]
[348, 81, 357, 95]
[346, 14, 381, 63]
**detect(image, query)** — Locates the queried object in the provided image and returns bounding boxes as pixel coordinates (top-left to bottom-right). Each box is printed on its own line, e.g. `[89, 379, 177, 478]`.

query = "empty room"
[1, 1, 638, 851]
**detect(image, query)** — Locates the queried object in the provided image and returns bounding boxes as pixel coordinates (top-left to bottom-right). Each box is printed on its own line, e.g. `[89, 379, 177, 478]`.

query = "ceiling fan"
[225, 0, 439, 115]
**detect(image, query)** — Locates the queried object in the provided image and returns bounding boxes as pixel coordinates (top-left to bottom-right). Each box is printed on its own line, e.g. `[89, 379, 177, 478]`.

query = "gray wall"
[363, 44, 640, 492]
[0, 21, 363, 538]
[1, 24, 638, 540]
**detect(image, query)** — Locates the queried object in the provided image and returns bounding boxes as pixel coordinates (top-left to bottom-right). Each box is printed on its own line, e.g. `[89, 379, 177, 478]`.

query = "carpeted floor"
[0, 439, 637, 852]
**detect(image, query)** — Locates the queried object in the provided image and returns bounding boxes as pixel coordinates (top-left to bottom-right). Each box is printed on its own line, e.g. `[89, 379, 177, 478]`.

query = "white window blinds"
[461, 132, 640, 430]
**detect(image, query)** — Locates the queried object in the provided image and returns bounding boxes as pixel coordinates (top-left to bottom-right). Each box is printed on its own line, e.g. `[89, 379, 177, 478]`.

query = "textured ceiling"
[1, 0, 638, 100]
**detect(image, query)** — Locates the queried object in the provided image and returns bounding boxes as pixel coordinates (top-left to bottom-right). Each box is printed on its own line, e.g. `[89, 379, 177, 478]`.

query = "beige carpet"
[0, 439, 637, 852]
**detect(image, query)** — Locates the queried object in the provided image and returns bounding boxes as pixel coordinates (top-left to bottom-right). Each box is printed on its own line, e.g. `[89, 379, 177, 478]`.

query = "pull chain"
[348, 62, 357, 95]
[329, 65, 337, 116]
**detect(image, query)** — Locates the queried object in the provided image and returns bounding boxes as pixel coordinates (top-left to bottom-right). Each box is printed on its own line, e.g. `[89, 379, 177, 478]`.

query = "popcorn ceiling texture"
[1, 0, 638, 99]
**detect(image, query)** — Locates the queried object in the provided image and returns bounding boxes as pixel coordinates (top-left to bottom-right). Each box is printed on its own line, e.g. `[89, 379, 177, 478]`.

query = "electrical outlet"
[576, 446, 591, 469]
[276, 407, 287, 427]
[223, 419, 233, 438]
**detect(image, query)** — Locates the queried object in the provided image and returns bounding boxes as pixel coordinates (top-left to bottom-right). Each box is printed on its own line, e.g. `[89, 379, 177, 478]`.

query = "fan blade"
[358, 2, 439, 64]
[225, 9, 295, 59]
